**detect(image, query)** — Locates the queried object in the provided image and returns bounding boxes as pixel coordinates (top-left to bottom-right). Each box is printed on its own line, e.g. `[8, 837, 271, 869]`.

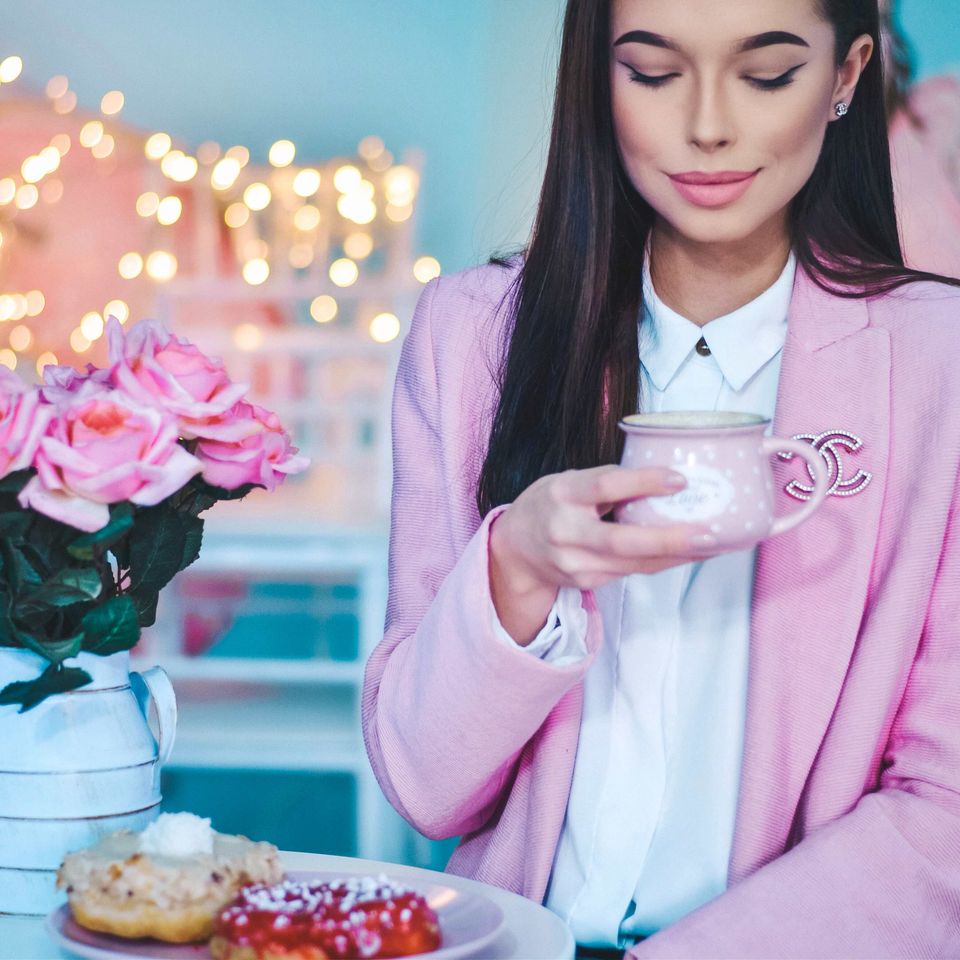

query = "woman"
[364, 0, 960, 956]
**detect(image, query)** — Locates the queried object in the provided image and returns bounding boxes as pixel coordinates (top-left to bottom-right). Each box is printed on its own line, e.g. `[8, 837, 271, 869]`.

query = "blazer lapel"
[728, 270, 891, 883]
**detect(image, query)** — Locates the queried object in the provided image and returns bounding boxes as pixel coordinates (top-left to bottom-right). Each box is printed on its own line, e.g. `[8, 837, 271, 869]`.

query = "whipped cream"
[138, 812, 215, 858]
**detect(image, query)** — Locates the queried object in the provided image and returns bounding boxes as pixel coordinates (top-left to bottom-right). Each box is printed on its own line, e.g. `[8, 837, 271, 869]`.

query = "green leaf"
[127, 508, 186, 596]
[0, 663, 92, 712]
[0, 469, 33, 495]
[18, 567, 102, 612]
[81, 596, 139, 656]
[179, 515, 203, 572]
[192, 478, 257, 505]
[15, 630, 83, 664]
[0, 512, 32, 540]
[128, 589, 159, 628]
[68, 503, 134, 561]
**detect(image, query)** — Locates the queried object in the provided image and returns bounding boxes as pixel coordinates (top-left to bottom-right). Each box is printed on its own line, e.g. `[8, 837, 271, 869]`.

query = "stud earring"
[835, 102, 849, 118]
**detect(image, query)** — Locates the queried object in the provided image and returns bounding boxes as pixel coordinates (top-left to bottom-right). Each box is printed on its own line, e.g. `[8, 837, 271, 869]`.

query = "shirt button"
[695, 336, 712, 356]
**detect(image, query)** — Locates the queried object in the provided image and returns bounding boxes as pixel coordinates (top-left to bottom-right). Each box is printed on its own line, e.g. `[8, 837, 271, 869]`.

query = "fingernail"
[664, 472, 687, 489]
[688, 533, 718, 550]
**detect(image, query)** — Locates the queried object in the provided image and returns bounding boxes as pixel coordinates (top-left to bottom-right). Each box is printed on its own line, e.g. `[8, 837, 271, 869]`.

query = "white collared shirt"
[494, 252, 796, 946]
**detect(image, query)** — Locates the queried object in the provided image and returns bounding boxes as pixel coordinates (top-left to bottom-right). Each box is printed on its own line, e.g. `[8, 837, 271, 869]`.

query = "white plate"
[47, 869, 505, 960]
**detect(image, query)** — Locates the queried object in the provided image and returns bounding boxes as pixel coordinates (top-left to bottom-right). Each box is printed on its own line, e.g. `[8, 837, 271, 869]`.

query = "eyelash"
[626, 64, 804, 91]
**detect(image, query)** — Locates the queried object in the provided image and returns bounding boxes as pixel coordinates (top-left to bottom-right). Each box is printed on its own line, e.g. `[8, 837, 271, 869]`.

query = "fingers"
[561, 465, 686, 510]
[580, 519, 712, 560]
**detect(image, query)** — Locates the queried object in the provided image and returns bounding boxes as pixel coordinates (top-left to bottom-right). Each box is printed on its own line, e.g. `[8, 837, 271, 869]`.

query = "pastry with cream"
[57, 812, 282, 943]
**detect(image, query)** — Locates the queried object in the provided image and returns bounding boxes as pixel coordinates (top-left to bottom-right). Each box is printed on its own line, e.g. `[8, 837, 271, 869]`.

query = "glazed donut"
[210, 875, 442, 959]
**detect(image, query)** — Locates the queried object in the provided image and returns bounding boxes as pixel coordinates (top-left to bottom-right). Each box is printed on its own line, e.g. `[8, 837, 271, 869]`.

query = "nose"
[688, 77, 734, 153]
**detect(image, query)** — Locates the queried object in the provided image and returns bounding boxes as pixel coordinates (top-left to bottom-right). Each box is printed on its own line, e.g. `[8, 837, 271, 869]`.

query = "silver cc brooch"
[777, 429, 873, 502]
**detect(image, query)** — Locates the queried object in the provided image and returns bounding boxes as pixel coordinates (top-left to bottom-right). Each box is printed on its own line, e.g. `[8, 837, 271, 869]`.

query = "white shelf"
[133, 656, 362, 685]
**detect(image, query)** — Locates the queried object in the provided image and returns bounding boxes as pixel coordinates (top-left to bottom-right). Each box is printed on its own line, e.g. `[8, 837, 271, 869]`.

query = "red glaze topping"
[213, 875, 442, 958]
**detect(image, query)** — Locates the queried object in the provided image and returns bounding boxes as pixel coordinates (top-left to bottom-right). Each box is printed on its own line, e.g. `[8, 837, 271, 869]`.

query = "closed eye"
[624, 63, 807, 90]
[746, 63, 806, 90]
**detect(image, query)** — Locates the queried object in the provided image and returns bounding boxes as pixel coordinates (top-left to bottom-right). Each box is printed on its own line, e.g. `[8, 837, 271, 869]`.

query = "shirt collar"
[640, 251, 796, 392]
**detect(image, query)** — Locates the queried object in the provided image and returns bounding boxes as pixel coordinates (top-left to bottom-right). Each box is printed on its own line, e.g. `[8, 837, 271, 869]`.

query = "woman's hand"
[488, 465, 716, 645]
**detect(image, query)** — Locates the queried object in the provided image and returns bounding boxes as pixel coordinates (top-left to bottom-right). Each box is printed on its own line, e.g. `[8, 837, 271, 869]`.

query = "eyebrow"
[613, 29, 810, 54]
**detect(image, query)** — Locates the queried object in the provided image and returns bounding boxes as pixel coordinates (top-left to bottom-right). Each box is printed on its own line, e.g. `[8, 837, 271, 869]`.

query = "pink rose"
[40, 364, 112, 405]
[19, 390, 203, 532]
[0, 369, 52, 479]
[195, 400, 309, 491]
[107, 317, 248, 439]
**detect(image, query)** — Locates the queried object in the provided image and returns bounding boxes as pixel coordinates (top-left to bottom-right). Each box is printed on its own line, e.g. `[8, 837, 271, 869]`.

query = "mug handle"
[131, 665, 178, 768]
[761, 436, 831, 538]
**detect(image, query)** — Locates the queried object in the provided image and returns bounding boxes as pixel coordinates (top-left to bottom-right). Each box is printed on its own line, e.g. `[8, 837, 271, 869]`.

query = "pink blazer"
[362, 259, 960, 958]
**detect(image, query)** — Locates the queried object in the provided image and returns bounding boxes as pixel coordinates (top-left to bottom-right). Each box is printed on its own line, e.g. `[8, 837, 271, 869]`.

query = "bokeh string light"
[0, 52, 441, 376]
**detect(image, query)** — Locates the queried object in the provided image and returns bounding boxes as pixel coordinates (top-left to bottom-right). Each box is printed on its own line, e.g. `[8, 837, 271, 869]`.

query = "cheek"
[611, 83, 674, 185]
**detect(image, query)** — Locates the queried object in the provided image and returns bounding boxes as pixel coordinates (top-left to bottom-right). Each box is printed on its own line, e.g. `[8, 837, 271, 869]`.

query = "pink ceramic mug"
[614, 411, 830, 552]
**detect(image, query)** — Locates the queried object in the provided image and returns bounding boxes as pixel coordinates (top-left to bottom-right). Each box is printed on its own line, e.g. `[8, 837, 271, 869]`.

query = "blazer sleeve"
[629, 478, 960, 959]
[361, 276, 600, 841]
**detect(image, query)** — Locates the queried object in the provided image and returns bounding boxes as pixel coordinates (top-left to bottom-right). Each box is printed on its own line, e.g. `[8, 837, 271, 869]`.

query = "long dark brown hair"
[477, 0, 960, 517]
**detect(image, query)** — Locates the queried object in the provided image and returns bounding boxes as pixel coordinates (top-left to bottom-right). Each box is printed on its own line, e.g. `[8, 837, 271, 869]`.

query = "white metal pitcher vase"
[0, 648, 176, 915]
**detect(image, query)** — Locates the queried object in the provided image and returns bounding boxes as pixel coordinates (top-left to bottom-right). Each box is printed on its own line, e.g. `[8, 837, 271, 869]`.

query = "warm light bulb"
[329, 258, 359, 287]
[136, 191, 160, 218]
[337, 194, 376, 224]
[369, 312, 401, 343]
[146, 251, 178, 281]
[46, 75, 69, 99]
[386, 203, 413, 223]
[118, 252, 144, 279]
[211, 157, 241, 190]
[292, 168, 320, 197]
[197, 141, 220, 165]
[25, 290, 45, 317]
[293, 204, 321, 231]
[104, 299, 129, 323]
[10, 295, 27, 321]
[9, 324, 32, 352]
[20, 155, 46, 184]
[156, 195, 182, 225]
[91, 134, 115, 159]
[161, 150, 197, 182]
[243, 182, 271, 211]
[100, 90, 124, 115]
[38, 146, 61, 173]
[242, 258, 270, 286]
[0, 297, 12, 322]
[0, 56, 23, 84]
[50, 133, 71, 156]
[36, 351, 57, 376]
[333, 165, 362, 193]
[40, 179, 64, 204]
[224, 202, 249, 228]
[358, 135, 385, 160]
[80, 311, 104, 341]
[268, 139, 296, 167]
[70, 328, 91, 353]
[145, 132, 172, 160]
[53, 91, 77, 114]
[0, 349, 17, 370]
[344, 232, 374, 260]
[413, 256, 441, 283]
[0, 179, 15, 205]
[288, 244, 314, 269]
[309, 295, 337, 324]
[15, 184, 38, 209]
[224, 145, 250, 166]
[79, 120, 104, 148]
[233, 322, 264, 351]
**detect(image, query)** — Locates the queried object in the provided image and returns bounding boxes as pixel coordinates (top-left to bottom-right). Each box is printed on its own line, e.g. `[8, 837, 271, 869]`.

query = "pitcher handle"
[761, 436, 831, 538]
[131, 666, 177, 768]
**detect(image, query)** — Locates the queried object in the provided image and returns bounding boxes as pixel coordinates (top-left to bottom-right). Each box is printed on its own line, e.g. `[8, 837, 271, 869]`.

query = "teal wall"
[0, 1, 955, 273]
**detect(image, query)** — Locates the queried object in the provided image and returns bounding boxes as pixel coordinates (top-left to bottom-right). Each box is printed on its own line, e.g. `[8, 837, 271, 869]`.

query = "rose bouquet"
[0, 317, 308, 710]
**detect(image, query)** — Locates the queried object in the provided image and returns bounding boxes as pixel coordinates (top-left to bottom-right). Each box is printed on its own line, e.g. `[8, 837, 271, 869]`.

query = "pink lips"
[668, 169, 760, 208]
